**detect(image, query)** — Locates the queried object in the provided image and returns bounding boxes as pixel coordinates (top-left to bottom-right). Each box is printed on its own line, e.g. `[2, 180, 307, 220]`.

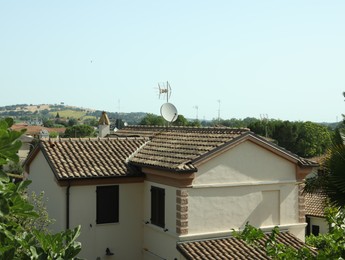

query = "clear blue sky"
[1, 1, 345, 122]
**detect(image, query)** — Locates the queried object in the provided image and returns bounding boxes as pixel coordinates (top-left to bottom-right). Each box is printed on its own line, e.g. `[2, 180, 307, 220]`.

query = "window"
[150, 186, 165, 228]
[312, 225, 320, 236]
[96, 185, 119, 224]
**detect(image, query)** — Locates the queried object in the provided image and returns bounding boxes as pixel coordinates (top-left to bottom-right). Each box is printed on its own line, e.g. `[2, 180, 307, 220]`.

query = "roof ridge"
[41, 136, 147, 143]
[124, 125, 250, 131]
[126, 140, 151, 163]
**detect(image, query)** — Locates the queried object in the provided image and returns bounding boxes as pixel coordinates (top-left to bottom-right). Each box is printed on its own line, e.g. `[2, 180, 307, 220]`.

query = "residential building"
[24, 125, 317, 259]
[305, 191, 328, 236]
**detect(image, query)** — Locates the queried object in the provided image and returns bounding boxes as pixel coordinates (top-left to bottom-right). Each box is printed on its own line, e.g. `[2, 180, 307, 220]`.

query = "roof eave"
[129, 161, 197, 174]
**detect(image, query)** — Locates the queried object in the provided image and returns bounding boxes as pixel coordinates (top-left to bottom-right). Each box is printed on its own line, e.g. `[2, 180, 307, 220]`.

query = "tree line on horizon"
[139, 113, 336, 159]
[0, 103, 339, 159]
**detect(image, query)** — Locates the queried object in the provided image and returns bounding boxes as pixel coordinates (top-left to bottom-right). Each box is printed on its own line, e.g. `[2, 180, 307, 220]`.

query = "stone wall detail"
[176, 189, 189, 235]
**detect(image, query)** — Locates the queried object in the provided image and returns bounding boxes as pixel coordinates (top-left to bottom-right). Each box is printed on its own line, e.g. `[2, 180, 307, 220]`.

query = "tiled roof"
[26, 125, 318, 180]
[305, 191, 327, 217]
[117, 126, 250, 172]
[36, 137, 148, 180]
[116, 126, 318, 172]
[177, 232, 316, 260]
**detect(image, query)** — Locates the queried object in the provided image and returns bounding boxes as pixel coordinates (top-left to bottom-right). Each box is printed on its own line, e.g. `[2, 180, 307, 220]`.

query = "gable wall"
[27, 151, 67, 232]
[195, 140, 296, 185]
[186, 140, 304, 239]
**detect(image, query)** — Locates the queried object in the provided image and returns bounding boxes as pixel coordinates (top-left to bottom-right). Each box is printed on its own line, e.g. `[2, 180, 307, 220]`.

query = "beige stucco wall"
[143, 181, 180, 260]
[187, 140, 305, 240]
[194, 141, 296, 185]
[27, 152, 145, 259]
[69, 183, 144, 260]
[27, 151, 66, 232]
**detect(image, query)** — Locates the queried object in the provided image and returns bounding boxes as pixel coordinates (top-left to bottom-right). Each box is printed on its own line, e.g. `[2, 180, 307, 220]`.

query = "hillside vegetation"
[0, 103, 147, 125]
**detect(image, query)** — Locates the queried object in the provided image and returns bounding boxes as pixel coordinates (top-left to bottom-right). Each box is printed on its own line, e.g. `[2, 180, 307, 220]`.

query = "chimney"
[98, 111, 110, 138]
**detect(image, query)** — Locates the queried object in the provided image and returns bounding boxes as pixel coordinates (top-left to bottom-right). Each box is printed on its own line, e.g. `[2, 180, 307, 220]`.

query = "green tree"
[304, 94, 345, 206]
[43, 119, 54, 128]
[295, 122, 332, 158]
[233, 206, 345, 259]
[0, 118, 82, 259]
[140, 113, 165, 126]
[83, 118, 99, 127]
[64, 124, 96, 138]
[68, 118, 79, 127]
[172, 115, 189, 126]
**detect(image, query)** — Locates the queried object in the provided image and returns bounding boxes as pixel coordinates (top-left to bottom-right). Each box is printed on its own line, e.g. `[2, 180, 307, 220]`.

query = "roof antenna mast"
[158, 81, 172, 103]
[157, 81, 178, 124]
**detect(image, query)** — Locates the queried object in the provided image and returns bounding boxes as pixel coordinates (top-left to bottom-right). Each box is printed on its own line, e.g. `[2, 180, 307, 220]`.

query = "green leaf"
[0, 196, 10, 217]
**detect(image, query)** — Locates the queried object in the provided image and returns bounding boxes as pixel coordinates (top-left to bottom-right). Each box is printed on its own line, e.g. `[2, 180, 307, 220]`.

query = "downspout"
[66, 182, 71, 230]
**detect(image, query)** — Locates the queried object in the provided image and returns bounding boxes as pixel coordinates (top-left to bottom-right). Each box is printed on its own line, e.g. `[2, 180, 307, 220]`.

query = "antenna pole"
[217, 100, 221, 123]
[167, 81, 169, 103]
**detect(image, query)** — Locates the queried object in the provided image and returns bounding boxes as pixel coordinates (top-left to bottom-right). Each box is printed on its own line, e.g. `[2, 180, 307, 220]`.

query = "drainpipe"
[66, 182, 71, 230]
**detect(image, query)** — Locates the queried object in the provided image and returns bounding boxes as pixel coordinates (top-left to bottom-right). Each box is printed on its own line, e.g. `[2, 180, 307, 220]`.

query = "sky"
[1, 1, 345, 123]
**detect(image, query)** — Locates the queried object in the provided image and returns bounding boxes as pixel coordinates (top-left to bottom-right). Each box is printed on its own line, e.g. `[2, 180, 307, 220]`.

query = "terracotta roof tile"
[39, 137, 148, 180]
[177, 232, 316, 260]
[116, 126, 250, 171]
[305, 191, 327, 217]
[116, 126, 317, 172]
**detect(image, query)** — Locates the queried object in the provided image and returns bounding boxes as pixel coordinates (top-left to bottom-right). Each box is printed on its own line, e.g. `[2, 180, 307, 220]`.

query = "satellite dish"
[160, 102, 178, 122]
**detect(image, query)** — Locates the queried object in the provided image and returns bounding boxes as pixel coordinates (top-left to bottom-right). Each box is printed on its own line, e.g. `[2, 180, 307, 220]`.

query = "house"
[305, 191, 328, 236]
[24, 125, 317, 259]
[11, 123, 66, 161]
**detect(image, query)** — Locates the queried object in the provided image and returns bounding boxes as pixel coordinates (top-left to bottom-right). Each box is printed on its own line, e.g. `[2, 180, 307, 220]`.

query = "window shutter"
[150, 186, 165, 228]
[96, 185, 119, 224]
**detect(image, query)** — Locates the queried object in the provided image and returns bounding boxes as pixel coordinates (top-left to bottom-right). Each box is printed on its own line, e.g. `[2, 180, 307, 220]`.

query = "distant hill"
[0, 103, 340, 128]
[0, 104, 147, 125]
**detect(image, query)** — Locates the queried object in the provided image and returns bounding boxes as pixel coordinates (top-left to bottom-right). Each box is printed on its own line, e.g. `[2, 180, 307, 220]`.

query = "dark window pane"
[312, 225, 320, 236]
[96, 185, 119, 224]
[151, 186, 165, 228]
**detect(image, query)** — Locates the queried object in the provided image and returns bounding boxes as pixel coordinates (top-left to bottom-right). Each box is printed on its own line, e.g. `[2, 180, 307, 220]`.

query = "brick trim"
[176, 189, 189, 235]
[298, 184, 306, 223]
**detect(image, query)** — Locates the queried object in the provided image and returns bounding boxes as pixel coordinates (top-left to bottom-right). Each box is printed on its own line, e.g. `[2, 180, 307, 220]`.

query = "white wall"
[188, 184, 298, 234]
[195, 141, 296, 185]
[27, 151, 66, 232]
[27, 152, 145, 259]
[143, 181, 180, 260]
[308, 216, 329, 235]
[187, 140, 303, 238]
[70, 183, 144, 260]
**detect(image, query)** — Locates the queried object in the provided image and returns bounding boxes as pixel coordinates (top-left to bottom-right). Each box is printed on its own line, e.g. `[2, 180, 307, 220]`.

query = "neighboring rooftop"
[305, 191, 327, 218]
[177, 232, 317, 260]
[11, 123, 66, 136]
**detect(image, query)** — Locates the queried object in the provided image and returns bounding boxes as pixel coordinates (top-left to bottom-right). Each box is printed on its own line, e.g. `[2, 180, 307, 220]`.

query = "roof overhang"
[141, 167, 195, 188]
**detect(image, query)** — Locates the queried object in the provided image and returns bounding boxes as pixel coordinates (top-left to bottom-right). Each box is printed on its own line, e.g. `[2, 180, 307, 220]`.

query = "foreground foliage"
[233, 206, 345, 259]
[0, 118, 82, 259]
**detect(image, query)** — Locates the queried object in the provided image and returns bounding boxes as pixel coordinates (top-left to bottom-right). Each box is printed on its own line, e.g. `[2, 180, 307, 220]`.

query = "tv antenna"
[158, 81, 172, 102]
[157, 81, 178, 123]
